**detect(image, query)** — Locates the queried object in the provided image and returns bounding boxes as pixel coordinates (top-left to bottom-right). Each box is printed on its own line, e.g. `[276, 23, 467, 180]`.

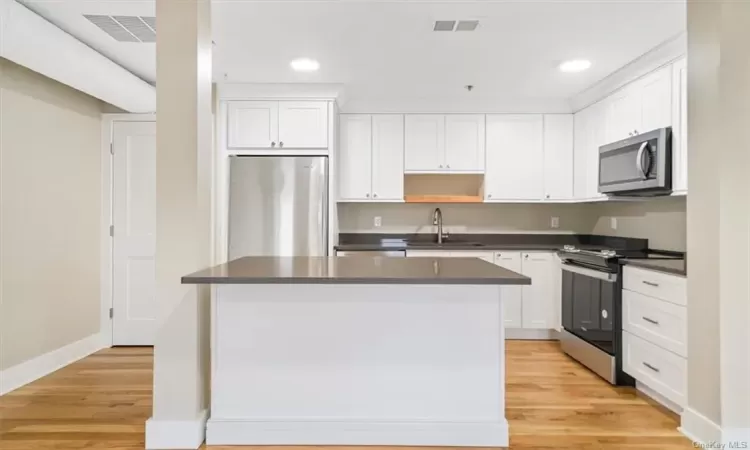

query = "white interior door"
[113, 121, 157, 345]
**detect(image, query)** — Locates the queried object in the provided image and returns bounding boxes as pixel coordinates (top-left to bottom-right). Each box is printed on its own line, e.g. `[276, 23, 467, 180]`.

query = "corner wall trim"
[145, 409, 209, 450]
[680, 407, 723, 445]
[0, 333, 106, 396]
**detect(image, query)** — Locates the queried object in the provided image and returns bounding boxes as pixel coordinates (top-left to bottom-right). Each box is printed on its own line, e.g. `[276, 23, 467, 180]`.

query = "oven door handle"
[561, 263, 618, 282]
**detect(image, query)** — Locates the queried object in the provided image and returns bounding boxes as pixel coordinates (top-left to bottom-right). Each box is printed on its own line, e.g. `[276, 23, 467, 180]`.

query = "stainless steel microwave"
[598, 127, 672, 196]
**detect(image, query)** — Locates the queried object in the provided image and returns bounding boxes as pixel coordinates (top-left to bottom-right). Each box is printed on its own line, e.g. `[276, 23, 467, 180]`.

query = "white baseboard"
[680, 407, 723, 446]
[145, 409, 208, 450]
[0, 332, 106, 396]
[636, 381, 683, 415]
[206, 418, 509, 447]
[505, 328, 558, 340]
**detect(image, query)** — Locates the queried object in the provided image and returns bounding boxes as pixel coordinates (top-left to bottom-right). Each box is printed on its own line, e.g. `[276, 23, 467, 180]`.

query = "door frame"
[100, 114, 156, 348]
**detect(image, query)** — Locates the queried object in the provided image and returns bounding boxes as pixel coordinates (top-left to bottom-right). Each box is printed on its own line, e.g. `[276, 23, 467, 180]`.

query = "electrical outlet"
[550, 217, 560, 229]
[610, 217, 618, 230]
[374, 216, 382, 228]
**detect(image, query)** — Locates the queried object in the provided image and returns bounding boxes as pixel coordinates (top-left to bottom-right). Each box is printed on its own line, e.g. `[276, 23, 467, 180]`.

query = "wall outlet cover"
[550, 217, 560, 229]
[610, 217, 618, 230]
[374, 216, 382, 228]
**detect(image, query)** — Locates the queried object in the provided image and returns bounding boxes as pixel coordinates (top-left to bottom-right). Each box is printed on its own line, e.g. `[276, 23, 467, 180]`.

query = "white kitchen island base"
[207, 283, 509, 447]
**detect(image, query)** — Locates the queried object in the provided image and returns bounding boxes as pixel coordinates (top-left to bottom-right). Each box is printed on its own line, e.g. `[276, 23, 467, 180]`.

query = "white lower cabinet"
[622, 266, 688, 412]
[493, 252, 523, 328]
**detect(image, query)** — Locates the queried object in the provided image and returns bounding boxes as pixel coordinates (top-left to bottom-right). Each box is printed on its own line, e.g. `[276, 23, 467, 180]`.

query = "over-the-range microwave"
[598, 127, 672, 197]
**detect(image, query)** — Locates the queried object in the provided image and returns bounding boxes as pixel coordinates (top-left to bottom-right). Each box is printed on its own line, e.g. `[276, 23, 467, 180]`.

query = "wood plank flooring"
[0, 341, 693, 449]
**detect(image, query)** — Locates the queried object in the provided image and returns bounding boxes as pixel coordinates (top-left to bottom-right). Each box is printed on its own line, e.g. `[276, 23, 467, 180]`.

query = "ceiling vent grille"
[433, 20, 456, 31]
[433, 20, 479, 32]
[84, 15, 156, 43]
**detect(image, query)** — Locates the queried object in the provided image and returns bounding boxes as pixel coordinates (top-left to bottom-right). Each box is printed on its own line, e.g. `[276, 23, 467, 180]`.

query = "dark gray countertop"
[622, 258, 687, 276]
[182, 256, 531, 285]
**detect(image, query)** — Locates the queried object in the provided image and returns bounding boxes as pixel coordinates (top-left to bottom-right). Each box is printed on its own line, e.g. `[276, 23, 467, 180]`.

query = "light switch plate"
[550, 217, 560, 229]
[374, 216, 382, 228]
[610, 217, 618, 230]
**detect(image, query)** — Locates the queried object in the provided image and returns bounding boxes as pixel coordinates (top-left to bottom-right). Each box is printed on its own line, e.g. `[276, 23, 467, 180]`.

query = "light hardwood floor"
[0, 341, 693, 449]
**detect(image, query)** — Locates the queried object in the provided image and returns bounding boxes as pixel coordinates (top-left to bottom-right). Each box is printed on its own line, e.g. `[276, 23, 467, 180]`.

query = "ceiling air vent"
[84, 15, 156, 43]
[455, 20, 479, 32]
[433, 20, 456, 31]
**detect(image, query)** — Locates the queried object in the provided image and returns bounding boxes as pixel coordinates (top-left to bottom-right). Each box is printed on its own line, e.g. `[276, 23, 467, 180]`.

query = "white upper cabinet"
[543, 115, 574, 200]
[671, 57, 688, 194]
[485, 114, 544, 201]
[227, 100, 328, 149]
[405, 115, 445, 172]
[278, 101, 329, 148]
[227, 101, 279, 149]
[604, 65, 673, 144]
[573, 101, 607, 201]
[371, 115, 405, 201]
[638, 65, 673, 134]
[338, 114, 404, 202]
[521, 252, 556, 329]
[339, 115, 373, 201]
[605, 87, 641, 143]
[444, 115, 485, 172]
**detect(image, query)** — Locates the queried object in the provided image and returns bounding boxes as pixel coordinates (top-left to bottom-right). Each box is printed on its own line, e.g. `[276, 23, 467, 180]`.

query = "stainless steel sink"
[407, 241, 485, 247]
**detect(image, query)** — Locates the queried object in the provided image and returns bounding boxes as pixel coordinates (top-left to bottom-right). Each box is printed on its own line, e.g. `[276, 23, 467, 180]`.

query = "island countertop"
[182, 256, 531, 285]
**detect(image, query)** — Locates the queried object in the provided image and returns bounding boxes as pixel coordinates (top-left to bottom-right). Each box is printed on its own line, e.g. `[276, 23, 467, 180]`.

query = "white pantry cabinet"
[485, 115, 544, 201]
[671, 57, 688, 194]
[339, 114, 404, 201]
[404, 114, 485, 173]
[227, 100, 328, 149]
[520, 252, 557, 329]
[543, 115, 574, 200]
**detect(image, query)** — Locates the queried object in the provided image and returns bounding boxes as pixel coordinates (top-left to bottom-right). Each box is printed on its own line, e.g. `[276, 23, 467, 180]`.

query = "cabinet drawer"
[623, 331, 686, 407]
[623, 266, 686, 305]
[623, 290, 687, 357]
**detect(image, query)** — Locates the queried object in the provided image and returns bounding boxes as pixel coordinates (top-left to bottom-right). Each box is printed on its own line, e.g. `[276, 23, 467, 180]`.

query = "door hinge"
[109, 225, 114, 237]
[109, 308, 113, 319]
[109, 142, 114, 155]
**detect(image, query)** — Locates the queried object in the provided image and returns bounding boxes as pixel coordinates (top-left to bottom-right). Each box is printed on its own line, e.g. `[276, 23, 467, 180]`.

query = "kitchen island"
[182, 256, 530, 447]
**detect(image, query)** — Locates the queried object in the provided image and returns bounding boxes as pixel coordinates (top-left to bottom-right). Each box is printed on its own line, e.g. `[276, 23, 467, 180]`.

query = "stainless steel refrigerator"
[228, 156, 329, 259]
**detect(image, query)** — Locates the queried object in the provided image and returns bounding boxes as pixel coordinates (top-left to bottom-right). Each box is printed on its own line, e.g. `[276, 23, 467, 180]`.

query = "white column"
[145, 0, 213, 449]
[685, 1, 750, 445]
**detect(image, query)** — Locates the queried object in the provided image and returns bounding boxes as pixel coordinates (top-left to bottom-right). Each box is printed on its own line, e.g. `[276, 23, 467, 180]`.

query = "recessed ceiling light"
[559, 59, 592, 73]
[291, 58, 319, 72]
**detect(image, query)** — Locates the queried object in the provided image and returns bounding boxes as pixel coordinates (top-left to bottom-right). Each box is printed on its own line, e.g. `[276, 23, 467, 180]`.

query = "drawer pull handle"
[642, 280, 660, 287]
[642, 316, 660, 325]
[642, 362, 660, 373]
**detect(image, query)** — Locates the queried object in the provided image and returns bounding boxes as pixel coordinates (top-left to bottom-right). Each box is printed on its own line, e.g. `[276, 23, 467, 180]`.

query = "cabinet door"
[444, 115, 485, 172]
[278, 101, 328, 148]
[605, 87, 640, 143]
[450, 251, 494, 263]
[638, 65, 673, 134]
[485, 115, 544, 201]
[494, 252, 523, 328]
[405, 115, 445, 172]
[671, 58, 688, 193]
[406, 250, 452, 258]
[371, 115, 405, 201]
[543, 115, 574, 200]
[227, 101, 278, 149]
[521, 252, 556, 329]
[573, 108, 590, 199]
[584, 102, 608, 200]
[338, 115, 372, 200]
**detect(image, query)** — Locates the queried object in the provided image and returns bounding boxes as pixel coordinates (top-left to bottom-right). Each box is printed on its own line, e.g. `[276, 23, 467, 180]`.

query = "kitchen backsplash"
[337, 196, 687, 251]
[337, 203, 596, 234]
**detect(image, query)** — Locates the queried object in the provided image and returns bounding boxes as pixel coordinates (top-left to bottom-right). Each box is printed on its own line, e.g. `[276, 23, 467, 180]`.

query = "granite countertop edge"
[334, 243, 568, 251]
[182, 276, 531, 286]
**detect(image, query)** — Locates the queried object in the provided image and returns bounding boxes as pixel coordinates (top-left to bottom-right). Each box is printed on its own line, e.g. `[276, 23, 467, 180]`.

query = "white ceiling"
[19, 0, 686, 107]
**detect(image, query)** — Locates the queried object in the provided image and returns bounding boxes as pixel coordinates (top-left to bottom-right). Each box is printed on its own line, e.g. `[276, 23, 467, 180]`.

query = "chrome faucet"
[432, 207, 447, 244]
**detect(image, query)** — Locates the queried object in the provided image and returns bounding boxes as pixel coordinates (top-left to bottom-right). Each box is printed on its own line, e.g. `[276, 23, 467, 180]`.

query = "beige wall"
[590, 197, 687, 251]
[0, 59, 105, 370]
[338, 203, 596, 234]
